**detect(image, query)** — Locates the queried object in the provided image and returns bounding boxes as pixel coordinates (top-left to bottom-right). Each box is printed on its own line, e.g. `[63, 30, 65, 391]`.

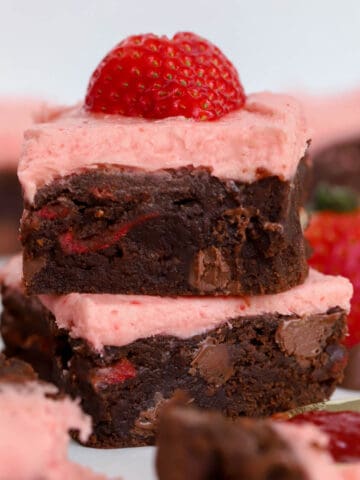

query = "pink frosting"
[37, 268, 352, 351]
[0, 381, 110, 480]
[300, 90, 360, 154]
[0, 98, 44, 169]
[18, 92, 310, 203]
[339, 465, 360, 480]
[0, 256, 352, 350]
[274, 422, 343, 480]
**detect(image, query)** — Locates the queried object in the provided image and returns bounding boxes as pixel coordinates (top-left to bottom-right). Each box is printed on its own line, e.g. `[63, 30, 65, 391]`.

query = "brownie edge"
[21, 159, 310, 296]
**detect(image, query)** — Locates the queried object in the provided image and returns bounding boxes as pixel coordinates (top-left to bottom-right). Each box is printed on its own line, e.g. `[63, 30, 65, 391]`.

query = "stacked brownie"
[0, 33, 354, 448]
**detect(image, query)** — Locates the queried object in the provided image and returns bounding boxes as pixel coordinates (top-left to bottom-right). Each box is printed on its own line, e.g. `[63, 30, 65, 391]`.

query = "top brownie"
[19, 93, 311, 295]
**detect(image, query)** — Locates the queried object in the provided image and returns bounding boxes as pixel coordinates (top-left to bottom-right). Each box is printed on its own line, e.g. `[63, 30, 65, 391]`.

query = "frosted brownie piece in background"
[1, 255, 352, 448]
[156, 404, 360, 480]
[301, 90, 360, 194]
[19, 93, 311, 296]
[0, 99, 43, 254]
[0, 353, 112, 479]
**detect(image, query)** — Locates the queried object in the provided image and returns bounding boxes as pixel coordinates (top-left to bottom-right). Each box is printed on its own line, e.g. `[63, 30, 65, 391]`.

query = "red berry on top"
[305, 210, 360, 348]
[85, 32, 245, 121]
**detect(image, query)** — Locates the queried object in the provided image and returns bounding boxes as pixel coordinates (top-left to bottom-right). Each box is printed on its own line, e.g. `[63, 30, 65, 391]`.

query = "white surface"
[1, 0, 360, 103]
[69, 444, 157, 480]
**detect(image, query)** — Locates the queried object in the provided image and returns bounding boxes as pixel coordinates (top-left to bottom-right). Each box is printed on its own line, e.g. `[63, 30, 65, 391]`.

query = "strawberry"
[85, 32, 245, 121]
[305, 209, 360, 348]
[59, 212, 159, 254]
[91, 358, 136, 389]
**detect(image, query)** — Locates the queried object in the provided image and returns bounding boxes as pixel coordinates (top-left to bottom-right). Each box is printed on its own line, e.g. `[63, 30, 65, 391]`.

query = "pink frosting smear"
[274, 423, 360, 480]
[0, 381, 111, 480]
[18, 92, 310, 203]
[0, 256, 353, 351]
[300, 90, 360, 154]
[0, 98, 44, 169]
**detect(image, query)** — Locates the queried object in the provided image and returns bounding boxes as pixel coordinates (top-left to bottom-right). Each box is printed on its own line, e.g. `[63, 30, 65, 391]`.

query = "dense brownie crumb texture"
[21, 160, 309, 296]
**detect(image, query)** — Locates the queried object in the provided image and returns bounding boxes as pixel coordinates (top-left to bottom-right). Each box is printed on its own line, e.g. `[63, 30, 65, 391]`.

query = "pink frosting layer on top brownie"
[1, 256, 352, 351]
[275, 422, 360, 480]
[18, 92, 310, 203]
[300, 90, 360, 154]
[0, 98, 44, 169]
[0, 381, 109, 480]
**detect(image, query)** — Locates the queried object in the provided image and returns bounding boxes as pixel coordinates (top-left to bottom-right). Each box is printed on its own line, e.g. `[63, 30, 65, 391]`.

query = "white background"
[1, 0, 360, 103]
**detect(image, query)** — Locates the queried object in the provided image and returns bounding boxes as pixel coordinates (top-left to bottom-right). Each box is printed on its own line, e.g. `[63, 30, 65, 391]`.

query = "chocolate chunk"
[190, 338, 234, 386]
[189, 247, 231, 293]
[275, 312, 339, 367]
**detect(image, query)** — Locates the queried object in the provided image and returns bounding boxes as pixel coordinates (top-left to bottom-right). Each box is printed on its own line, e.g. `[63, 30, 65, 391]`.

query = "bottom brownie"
[1, 284, 348, 448]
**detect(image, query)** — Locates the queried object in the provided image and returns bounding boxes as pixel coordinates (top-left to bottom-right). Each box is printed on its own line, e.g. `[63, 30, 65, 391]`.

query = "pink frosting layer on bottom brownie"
[0, 381, 109, 479]
[0, 255, 353, 351]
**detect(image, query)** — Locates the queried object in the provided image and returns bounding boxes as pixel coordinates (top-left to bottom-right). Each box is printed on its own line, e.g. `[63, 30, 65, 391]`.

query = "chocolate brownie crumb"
[21, 159, 309, 296]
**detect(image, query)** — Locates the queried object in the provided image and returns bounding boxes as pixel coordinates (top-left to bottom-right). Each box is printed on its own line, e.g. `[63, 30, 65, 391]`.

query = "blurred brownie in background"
[301, 90, 360, 195]
[0, 98, 43, 254]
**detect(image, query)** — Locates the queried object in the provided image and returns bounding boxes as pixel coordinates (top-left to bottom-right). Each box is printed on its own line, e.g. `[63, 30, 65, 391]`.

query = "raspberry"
[91, 358, 136, 389]
[85, 32, 245, 121]
[305, 210, 360, 348]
